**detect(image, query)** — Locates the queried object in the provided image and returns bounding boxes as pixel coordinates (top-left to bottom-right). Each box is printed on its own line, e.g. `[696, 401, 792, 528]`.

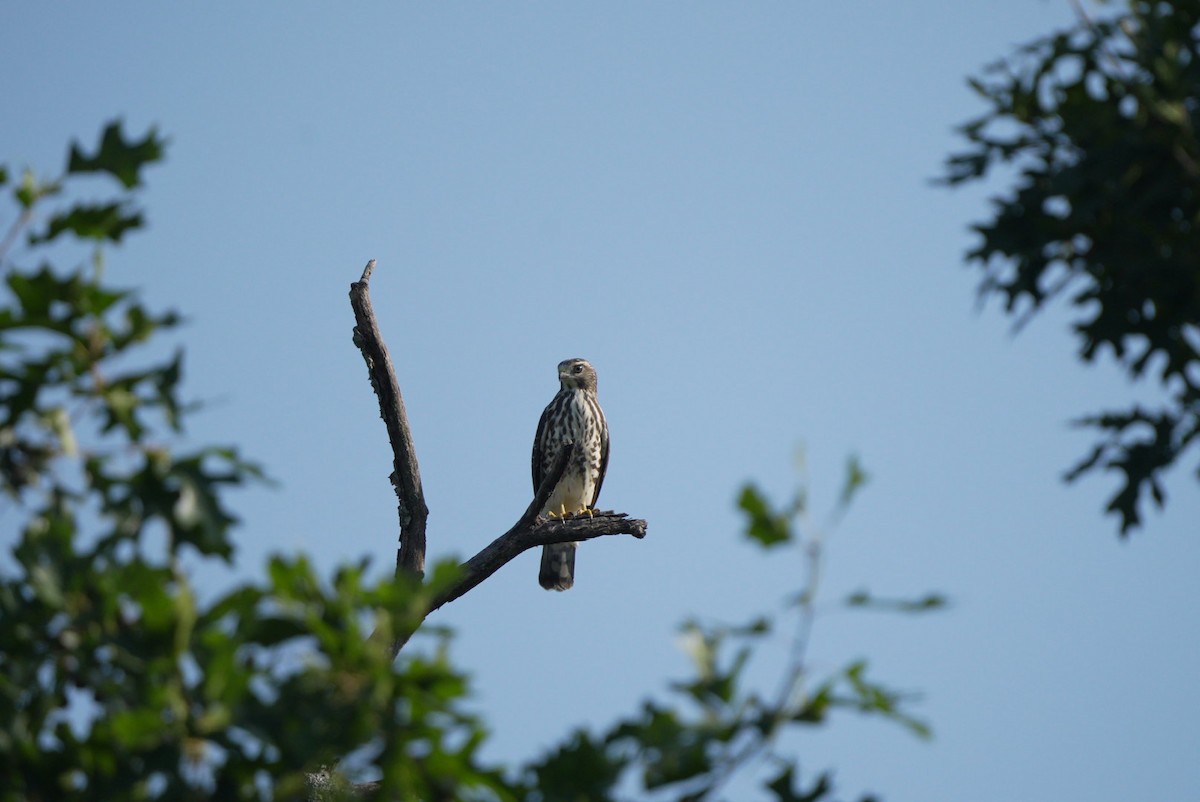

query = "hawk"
[532, 357, 610, 591]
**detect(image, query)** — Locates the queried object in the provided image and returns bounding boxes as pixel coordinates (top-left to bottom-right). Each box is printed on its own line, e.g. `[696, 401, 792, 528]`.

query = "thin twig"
[0, 208, 34, 265]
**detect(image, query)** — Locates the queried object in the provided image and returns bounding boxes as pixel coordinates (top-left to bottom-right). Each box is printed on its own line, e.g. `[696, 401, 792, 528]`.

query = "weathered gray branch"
[428, 444, 647, 612]
[431, 514, 648, 611]
[349, 259, 429, 580]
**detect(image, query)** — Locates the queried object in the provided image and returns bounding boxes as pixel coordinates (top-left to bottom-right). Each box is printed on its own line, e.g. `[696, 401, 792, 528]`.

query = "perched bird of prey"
[532, 358, 610, 591]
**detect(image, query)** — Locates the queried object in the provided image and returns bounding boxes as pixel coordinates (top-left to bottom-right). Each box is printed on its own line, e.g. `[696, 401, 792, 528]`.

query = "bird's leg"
[556, 504, 593, 519]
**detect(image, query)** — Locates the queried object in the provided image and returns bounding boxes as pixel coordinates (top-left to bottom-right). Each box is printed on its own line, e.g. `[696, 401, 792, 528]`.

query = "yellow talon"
[547, 504, 595, 519]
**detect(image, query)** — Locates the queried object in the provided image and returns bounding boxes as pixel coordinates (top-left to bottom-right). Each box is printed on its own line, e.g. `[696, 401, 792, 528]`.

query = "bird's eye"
[572, 364, 584, 374]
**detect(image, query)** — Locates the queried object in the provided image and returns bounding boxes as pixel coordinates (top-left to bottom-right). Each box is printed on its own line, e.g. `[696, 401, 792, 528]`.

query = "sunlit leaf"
[14, 168, 60, 209]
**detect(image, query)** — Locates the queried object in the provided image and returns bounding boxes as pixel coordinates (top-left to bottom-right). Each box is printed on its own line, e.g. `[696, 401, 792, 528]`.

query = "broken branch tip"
[360, 258, 377, 283]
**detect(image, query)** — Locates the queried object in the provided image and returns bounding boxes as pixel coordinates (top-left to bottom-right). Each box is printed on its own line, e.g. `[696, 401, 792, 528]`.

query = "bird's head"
[557, 358, 597, 392]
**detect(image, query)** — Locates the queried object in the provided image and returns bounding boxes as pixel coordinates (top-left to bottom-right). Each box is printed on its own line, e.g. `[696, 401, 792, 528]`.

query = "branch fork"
[349, 260, 647, 657]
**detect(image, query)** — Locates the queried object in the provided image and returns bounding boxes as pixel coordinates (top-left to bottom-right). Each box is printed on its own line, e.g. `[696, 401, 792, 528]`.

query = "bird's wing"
[531, 396, 558, 493]
[591, 409, 610, 509]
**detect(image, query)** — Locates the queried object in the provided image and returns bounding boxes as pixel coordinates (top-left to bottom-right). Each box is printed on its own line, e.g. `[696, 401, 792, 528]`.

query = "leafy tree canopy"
[0, 121, 504, 802]
[943, 0, 1200, 534]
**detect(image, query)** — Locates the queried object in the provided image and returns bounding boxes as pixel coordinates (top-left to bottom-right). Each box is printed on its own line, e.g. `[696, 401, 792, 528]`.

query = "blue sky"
[4, 2, 1198, 800]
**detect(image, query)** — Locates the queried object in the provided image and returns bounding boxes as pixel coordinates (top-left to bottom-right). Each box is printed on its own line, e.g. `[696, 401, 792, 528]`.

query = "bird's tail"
[539, 542, 576, 591]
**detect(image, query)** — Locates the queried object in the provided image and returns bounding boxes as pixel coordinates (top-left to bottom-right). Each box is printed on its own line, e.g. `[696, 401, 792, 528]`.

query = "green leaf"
[838, 454, 870, 509]
[765, 764, 833, 802]
[6, 264, 85, 320]
[14, 168, 60, 209]
[738, 484, 791, 548]
[793, 683, 832, 725]
[67, 121, 166, 188]
[530, 729, 626, 802]
[845, 589, 948, 614]
[108, 707, 169, 750]
[835, 660, 932, 740]
[29, 202, 144, 243]
[617, 705, 713, 789]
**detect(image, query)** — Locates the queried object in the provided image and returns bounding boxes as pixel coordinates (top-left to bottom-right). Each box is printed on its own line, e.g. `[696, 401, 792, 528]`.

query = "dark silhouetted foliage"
[944, 0, 1200, 533]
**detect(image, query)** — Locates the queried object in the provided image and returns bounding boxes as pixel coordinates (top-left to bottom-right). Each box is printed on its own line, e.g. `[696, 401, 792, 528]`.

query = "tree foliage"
[523, 454, 940, 802]
[0, 122, 506, 802]
[1, 123, 936, 800]
[943, 0, 1200, 533]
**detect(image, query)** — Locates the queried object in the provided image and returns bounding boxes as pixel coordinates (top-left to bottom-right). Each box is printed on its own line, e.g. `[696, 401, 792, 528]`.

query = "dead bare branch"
[349, 260, 429, 580]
